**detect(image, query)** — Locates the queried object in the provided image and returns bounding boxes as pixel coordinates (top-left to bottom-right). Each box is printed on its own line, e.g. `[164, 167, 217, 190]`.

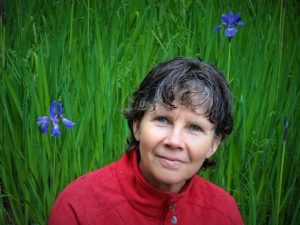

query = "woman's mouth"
[157, 155, 186, 168]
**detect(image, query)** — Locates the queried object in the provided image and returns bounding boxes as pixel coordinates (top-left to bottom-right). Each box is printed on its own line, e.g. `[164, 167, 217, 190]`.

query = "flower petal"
[51, 123, 61, 136]
[233, 12, 241, 24]
[57, 103, 63, 117]
[238, 21, 245, 26]
[225, 27, 238, 37]
[221, 13, 230, 25]
[49, 101, 57, 117]
[62, 117, 75, 128]
[37, 116, 50, 125]
[213, 24, 222, 32]
[40, 123, 49, 134]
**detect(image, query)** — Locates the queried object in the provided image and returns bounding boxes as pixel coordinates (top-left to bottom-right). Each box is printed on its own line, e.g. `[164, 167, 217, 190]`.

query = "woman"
[49, 57, 244, 225]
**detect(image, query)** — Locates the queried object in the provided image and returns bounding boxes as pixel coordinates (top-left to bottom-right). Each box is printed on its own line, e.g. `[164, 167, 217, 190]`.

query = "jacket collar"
[117, 148, 194, 218]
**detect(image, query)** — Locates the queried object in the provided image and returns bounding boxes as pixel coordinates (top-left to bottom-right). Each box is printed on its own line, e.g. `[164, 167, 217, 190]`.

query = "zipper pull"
[169, 203, 177, 224]
[171, 215, 177, 224]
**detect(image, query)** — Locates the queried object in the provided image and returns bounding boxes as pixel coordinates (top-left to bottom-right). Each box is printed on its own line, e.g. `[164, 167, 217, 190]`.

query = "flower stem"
[275, 140, 286, 225]
[227, 41, 231, 82]
[225, 40, 232, 192]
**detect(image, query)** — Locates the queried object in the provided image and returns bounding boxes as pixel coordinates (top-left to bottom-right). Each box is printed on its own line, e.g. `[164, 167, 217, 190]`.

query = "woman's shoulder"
[190, 176, 235, 202]
[69, 161, 119, 190]
[49, 161, 128, 224]
[186, 176, 243, 223]
[54, 161, 124, 209]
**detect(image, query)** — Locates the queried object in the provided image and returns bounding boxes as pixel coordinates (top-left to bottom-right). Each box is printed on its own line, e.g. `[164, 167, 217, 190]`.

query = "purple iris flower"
[214, 10, 245, 39]
[37, 100, 75, 136]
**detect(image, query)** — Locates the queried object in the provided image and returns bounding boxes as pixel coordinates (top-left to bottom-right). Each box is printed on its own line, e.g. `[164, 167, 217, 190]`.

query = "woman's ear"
[205, 135, 221, 158]
[133, 120, 140, 141]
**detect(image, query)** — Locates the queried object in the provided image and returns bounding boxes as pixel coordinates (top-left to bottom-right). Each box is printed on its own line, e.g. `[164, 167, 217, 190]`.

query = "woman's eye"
[155, 116, 169, 124]
[190, 124, 202, 132]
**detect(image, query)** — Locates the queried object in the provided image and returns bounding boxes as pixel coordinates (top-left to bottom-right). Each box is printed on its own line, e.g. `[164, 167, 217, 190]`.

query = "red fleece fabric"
[48, 149, 244, 225]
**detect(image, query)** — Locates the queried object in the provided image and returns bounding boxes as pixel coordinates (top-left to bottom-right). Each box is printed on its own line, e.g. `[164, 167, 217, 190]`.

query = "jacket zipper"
[169, 203, 177, 224]
[160, 201, 178, 225]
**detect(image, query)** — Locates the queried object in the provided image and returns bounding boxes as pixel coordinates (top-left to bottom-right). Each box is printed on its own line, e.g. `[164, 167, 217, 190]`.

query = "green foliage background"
[0, 0, 299, 224]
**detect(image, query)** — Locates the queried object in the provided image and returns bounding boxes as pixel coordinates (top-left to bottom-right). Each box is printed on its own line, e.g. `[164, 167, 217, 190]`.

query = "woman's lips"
[157, 155, 186, 168]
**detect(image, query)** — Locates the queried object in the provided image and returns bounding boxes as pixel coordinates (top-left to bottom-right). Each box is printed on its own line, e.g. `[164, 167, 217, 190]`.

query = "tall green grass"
[0, 0, 299, 224]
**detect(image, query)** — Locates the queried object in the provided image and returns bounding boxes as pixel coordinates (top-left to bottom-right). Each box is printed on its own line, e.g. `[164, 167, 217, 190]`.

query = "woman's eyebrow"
[152, 105, 171, 113]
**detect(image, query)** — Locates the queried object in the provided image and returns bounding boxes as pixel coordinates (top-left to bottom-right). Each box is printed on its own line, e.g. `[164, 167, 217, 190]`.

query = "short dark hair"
[123, 57, 233, 169]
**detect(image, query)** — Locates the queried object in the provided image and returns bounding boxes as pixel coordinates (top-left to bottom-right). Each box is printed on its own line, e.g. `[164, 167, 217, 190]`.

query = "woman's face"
[133, 103, 221, 193]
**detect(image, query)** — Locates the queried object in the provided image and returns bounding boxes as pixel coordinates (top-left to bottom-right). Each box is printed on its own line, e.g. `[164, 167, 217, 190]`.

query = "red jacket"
[49, 149, 244, 225]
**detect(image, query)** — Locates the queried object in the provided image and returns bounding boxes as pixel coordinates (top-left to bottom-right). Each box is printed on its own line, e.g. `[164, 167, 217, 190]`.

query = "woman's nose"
[164, 128, 184, 150]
